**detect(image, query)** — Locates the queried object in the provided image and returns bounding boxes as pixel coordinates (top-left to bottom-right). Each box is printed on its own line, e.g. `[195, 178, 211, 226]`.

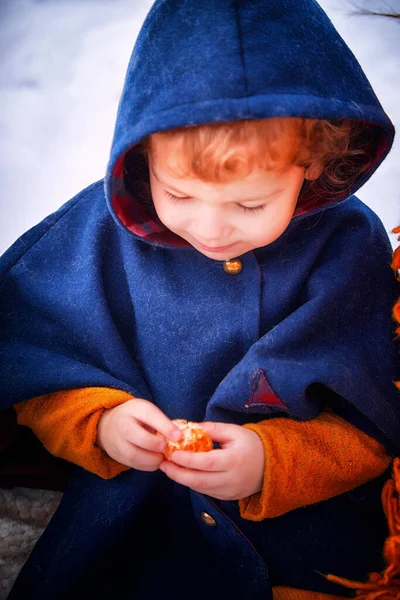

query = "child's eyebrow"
[150, 166, 190, 196]
[151, 165, 278, 204]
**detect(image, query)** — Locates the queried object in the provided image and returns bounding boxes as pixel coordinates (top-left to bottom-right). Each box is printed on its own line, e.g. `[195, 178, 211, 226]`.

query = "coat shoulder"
[0, 179, 109, 287]
[297, 195, 393, 260]
[334, 195, 389, 238]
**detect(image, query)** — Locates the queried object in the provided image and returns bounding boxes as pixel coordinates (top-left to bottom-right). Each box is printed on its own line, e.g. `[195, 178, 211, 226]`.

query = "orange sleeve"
[238, 410, 391, 521]
[272, 587, 346, 600]
[14, 387, 134, 479]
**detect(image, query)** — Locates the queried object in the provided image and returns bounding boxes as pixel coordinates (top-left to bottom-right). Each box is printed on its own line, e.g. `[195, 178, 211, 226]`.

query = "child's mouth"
[196, 241, 238, 253]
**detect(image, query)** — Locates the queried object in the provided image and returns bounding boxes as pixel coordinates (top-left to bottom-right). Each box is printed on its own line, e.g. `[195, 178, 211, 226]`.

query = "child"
[1, 0, 399, 598]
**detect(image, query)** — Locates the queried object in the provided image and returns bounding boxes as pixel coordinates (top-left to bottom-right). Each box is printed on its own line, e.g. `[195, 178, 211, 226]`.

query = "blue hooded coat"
[1, 0, 399, 598]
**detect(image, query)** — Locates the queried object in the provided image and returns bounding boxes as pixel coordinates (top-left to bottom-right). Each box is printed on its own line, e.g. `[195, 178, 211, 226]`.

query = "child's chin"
[192, 240, 244, 260]
[197, 248, 238, 260]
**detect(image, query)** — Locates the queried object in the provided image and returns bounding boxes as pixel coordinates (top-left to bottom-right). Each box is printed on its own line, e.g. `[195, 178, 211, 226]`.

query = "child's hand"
[96, 399, 182, 471]
[159, 422, 265, 501]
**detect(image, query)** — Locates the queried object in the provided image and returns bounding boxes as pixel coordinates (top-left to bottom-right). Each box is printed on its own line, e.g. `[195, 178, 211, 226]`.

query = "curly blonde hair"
[139, 118, 370, 195]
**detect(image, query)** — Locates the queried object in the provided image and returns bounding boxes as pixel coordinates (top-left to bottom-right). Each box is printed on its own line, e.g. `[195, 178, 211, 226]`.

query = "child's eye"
[164, 191, 190, 203]
[238, 204, 266, 213]
[164, 190, 265, 213]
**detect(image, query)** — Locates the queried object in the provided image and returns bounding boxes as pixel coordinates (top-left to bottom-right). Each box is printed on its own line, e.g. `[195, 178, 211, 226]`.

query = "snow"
[0, 0, 399, 254]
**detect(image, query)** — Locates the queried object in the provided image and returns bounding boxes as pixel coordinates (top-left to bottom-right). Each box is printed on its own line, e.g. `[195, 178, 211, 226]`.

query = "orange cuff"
[14, 387, 134, 479]
[239, 411, 391, 521]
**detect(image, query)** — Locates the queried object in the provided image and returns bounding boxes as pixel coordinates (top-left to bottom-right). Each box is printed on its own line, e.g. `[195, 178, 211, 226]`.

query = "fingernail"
[171, 429, 182, 441]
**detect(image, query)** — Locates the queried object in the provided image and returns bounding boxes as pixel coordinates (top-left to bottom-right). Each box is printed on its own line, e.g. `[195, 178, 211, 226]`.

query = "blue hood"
[106, 0, 394, 248]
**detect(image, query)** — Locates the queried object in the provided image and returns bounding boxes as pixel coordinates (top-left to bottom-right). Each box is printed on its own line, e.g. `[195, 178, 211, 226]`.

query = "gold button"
[201, 511, 217, 527]
[223, 258, 242, 275]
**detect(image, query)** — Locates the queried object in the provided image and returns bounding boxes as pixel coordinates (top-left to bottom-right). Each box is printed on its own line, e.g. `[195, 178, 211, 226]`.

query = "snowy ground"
[0, 0, 399, 254]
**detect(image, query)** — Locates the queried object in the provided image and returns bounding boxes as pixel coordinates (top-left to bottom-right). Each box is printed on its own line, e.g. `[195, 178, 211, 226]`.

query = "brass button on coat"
[223, 258, 242, 275]
[201, 511, 217, 527]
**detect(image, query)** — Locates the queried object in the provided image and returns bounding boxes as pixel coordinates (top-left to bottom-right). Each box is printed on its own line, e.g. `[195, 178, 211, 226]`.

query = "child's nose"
[195, 207, 233, 241]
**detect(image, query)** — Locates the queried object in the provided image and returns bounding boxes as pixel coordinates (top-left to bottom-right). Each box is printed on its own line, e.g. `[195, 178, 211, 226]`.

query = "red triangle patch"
[246, 370, 288, 409]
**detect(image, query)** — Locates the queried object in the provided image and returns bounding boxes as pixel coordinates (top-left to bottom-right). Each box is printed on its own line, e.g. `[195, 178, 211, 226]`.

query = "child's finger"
[159, 460, 225, 493]
[123, 419, 166, 453]
[170, 448, 228, 472]
[198, 421, 239, 443]
[131, 400, 182, 442]
[118, 441, 163, 472]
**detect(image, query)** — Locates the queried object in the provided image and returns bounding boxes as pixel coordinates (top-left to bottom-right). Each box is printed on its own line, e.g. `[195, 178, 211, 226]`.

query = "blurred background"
[0, 0, 399, 254]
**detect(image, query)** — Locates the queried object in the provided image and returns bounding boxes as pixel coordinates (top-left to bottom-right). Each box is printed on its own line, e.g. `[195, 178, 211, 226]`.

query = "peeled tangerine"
[161, 419, 213, 461]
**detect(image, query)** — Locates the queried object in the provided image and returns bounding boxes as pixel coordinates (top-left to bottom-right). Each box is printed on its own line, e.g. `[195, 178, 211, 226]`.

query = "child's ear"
[304, 163, 324, 180]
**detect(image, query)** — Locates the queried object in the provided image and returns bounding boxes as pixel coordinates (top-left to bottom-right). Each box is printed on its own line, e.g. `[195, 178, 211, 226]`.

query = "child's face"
[148, 154, 305, 260]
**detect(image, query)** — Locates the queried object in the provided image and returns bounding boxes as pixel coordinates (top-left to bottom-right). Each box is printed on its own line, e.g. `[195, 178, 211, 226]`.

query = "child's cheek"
[153, 201, 179, 231]
[250, 222, 275, 247]
[161, 211, 185, 234]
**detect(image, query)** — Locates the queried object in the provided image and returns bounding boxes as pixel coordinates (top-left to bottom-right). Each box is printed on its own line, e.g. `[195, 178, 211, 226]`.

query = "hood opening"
[294, 122, 390, 217]
[110, 122, 392, 248]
